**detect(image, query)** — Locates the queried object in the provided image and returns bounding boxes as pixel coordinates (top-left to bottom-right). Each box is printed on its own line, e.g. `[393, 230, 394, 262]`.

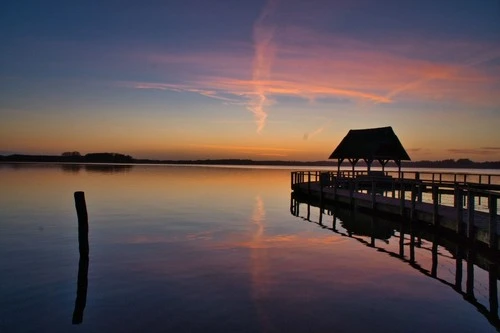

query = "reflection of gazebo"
[328, 126, 411, 176]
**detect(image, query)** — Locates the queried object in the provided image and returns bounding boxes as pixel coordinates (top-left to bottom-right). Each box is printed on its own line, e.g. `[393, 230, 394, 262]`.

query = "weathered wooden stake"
[74, 191, 89, 257]
[73, 191, 89, 325]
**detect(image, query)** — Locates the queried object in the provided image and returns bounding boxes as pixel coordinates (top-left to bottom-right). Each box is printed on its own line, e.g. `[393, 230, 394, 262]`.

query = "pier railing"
[291, 170, 500, 249]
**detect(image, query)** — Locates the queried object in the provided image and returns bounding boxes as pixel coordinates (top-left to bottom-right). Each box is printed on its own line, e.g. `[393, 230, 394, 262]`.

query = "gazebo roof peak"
[329, 126, 411, 161]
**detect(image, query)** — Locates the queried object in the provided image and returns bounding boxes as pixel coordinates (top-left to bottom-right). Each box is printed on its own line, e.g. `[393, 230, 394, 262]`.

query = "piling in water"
[74, 191, 89, 257]
[73, 191, 89, 325]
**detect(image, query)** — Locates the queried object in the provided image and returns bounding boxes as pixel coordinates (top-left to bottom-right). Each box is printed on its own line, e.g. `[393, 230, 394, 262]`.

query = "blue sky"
[1, 0, 500, 160]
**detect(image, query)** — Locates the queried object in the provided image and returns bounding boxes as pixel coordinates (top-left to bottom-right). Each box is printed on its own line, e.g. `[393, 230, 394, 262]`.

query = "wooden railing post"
[489, 195, 497, 249]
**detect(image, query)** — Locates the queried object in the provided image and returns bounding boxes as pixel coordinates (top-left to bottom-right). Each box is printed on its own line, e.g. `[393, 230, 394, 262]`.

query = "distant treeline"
[0, 152, 133, 164]
[1, 154, 500, 169]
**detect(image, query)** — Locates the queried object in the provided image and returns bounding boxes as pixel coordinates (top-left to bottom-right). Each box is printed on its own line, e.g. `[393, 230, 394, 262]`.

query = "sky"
[1, 0, 500, 161]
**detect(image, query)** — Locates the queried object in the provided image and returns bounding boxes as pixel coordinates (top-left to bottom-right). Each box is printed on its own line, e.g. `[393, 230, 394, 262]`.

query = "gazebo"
[328, 126, 411, 177]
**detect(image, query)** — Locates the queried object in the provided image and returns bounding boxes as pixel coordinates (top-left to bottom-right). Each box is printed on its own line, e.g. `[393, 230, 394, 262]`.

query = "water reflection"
[290, 193, 500, 330]
[249, 195, 272, 332]
[61, 164, 134, 174]
[72, 257, 89, 324]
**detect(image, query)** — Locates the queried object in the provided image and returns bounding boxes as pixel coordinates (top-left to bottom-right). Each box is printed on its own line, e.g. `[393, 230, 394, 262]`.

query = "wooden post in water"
[74, 191, 89, 258]
[73, 191, 89, 325]
[467, 189, 475, 239]
[489, 195, 497, 249]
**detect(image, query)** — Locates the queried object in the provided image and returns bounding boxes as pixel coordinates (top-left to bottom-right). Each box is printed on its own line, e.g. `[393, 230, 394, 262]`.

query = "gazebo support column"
[395, 160, 402, 178]
[364, 159, 374, 173]
[348, 158, 359, 176]
[378, 159, 389, 172]
[337, 158, 344, 176]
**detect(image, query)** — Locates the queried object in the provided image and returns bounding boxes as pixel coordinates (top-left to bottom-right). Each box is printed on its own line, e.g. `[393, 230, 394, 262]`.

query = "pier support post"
[467, 189, 475, 239]
[489, 195, 497, 249]
[371, 181, 376, 210]
[349, 180, 354, 207]
[455, 187, 464, 235]
[333, 176, 338, 200]
[399, 182, 405, 216]
[432, 185, 439, 227]
[410, 183, 416, 221]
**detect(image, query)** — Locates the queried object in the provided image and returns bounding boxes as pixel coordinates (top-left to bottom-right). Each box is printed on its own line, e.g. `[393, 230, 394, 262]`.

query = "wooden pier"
[291, 170, 500, 251]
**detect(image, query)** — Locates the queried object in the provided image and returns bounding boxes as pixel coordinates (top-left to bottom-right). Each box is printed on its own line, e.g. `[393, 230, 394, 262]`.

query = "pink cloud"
[121, 9, 500, 133]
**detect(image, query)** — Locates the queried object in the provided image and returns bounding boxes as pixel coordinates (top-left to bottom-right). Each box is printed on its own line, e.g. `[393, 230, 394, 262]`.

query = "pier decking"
[291, 170, 500, 251]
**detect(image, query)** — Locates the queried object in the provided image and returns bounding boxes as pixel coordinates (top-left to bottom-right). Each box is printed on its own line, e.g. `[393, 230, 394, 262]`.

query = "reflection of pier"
[291, 170, 500, 250]
[290, 194, 500, 331]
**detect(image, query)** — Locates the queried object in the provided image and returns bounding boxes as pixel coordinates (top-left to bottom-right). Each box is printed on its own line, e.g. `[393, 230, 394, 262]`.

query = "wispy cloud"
[190, 143, 301, 152]
[448, 148, 495, 155]
[481, 147, 500, 150]
[122, 10, 500, 134]
[249, 0, 280, 133]
[303, 120, 332, 140]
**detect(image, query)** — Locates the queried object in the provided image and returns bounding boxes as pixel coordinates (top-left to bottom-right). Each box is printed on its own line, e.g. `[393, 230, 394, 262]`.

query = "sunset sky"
[1, 0, 499, 161]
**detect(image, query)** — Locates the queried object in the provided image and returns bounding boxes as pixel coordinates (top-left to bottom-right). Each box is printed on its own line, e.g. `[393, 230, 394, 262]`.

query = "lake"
[0, 163, 498, 333]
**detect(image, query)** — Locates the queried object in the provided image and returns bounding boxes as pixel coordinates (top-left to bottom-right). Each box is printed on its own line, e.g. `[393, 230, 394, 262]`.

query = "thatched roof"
[328, 126, 410, 161]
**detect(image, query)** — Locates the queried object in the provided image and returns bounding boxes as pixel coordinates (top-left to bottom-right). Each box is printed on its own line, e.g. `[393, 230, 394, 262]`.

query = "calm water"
[0, 163, 498, 333]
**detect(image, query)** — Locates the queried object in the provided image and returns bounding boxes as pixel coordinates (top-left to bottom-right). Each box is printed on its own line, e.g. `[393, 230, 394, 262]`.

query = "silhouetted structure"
[329, 126, 411, 174]
[73, 192, 89, 324]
